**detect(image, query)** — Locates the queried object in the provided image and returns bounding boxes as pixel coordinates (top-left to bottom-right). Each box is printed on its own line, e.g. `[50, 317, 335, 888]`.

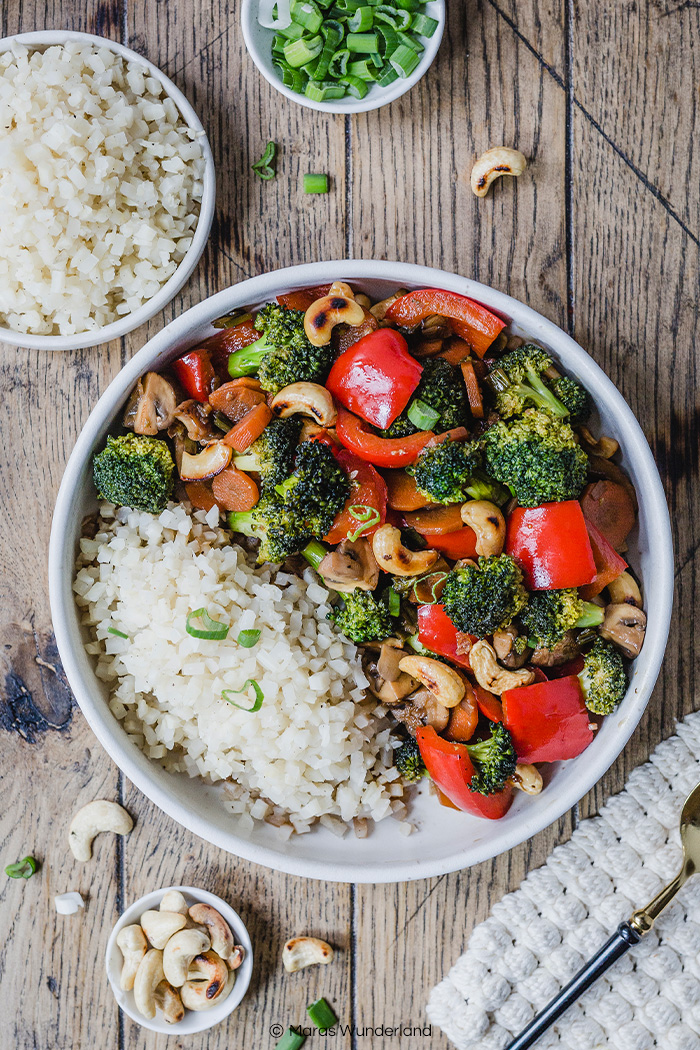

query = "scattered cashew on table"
[471, 146, 528, 198]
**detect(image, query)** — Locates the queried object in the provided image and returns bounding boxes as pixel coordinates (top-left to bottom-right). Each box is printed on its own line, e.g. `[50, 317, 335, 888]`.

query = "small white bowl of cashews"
[105, 885, 253, 1034]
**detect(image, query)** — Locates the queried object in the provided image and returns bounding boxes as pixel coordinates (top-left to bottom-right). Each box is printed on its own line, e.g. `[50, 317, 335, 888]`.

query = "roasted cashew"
[181, 951, 230, 1010]
[460, 500, 506, 556]
[369, 290, 406, 321]
[179, 441, 231, 482]
[282, 936, 334, 973]
[270, 382, 337, 426]
[354, 292, 371, 309]
[163, 929, 211, 987]
[304, 294, 365, 346]
[510, 763, 543, 795]
[117, 924, 148, 991]
[160, 890, 189, 915]
[188, 904, 234, 961]
[154, 981, 185, 1024]
[471, 147, 527, 198]
[470, 639, 535, 695]
[134, 949, 165, 1020]
[372, 524, 439, 577]
[227, 945, 246, 970]
[607, 571, 642, 608]
[140, 909, 188, 950]
[328, 281, 355, 298]
[398, 655, 465, 709]
[68, 800, 133, 862]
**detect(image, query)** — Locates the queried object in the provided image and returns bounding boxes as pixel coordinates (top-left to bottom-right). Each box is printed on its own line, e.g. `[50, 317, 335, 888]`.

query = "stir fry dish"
[91, 281, 647, 822]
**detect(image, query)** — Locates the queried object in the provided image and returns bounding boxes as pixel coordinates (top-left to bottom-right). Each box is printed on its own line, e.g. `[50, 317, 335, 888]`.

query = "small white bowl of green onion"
[241, 0, 445, 113]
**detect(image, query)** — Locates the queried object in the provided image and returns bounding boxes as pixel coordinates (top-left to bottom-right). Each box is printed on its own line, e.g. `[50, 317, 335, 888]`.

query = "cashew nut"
[304, 294, 366, 347]
[282, 936, 334, 973]
[68, 800, 133, 862]
[160, 890, 189, 915]
[470, 147, 527, 198]
[271, 382, 337, 426]
[470, 639, 535, 695]
[460, 500, 506, 556]
[354, 292, 371, 309]
[181, 951, 230, 1010]
[140, 909, 188, 950]
[607, 571, 642, 608]
[372, 524, 439, 577]
[134, 949, 165, 1020]
[116, 924, 148, 991]
[510, 763, 543, 795]
[163, 928, 211, 987]
[227, 944, 246, 971]
[328, 281, 355, 298]
[154, 981, 185, 1024]
[398, 655, 465, 709]
[188, 904, 234, 961]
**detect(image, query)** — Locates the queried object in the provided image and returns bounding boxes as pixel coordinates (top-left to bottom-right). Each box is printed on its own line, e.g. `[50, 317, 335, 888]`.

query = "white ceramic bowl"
[0, 31, 216, 351]
[240, 0, 445, 114]
[49, 260, 674, 883]
[105, 884, 253, 1034]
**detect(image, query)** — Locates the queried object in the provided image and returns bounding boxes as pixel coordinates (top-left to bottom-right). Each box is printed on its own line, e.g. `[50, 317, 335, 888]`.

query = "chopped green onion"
[375, 4, 411, 29]
[388, 586, 401, 616]
[389, 41, 420, 76]
[347, 4, 374, 30]
[346, 31, 380, 52]
[375, 22, 398, 55]
[222, 680, 264, 712]
[407, 397, 441, 430]
[305, 80, 345, 100]
[410, 10, 438, 34]
[284, 33, 324, 66]
[396, 29, 423, 51]
[307, 997, 338, 1029]
[303, 172, 330, 192]
[108, 627, 129, 639]
[328, 47, 350, 76]
[348, 58, 378, 79]
[274, 59, 306, 92]
[313, 19, 344, 78]
[237, 628, 261, 648]
[278, 18, 306, 38]
[346, 503, 381, 541]
[303, 539, 328, 571]
[341, 72, 370, 97]
[252, 140, 277, 180]
[291, 0, 324, 32]
[395, 0, 421, 9]
[211, 310, 253, 329]
[274, 1028, 306, 1050]
[186, 608, 230, 640]
[5, 856, 38, 880]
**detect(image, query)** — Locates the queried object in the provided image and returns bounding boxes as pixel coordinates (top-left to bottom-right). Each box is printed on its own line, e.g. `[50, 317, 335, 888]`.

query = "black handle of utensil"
[504, 921, 641, 1050]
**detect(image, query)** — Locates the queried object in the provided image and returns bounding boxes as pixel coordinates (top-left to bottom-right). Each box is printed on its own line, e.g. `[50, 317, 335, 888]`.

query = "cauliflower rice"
[0, 42, 205, 336]
[73, 502, 408, 836]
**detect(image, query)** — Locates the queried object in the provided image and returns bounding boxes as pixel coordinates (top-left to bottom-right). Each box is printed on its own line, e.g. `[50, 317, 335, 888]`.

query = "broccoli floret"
[379, 413, 422, 439]
[226, 303, 334, 394]
[483, 409, 588, 507]
[383, 358, 469, 437]
[275, 440, 350, 539]
[395, 738, 428, 782]
[93, 434, 174, 514]
[441, 554, 528, 637]
[328, 589, 393, 644]
[489, 344, 569, 420]
[233, 416, 302, 492]
[579, 637, 627, 715]
[228, 493, 312, 564]
[407, 439, 506, 505]
[550, 375, 591, 423]
[519, 589, 604, 649]
[465, 722, 517, 795]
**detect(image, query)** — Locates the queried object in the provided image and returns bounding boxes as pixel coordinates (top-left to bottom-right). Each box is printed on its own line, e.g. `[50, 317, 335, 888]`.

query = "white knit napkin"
[427, 711, 700, 1050]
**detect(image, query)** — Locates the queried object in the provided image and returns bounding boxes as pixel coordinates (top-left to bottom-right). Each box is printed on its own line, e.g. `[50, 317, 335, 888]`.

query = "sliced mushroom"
[492, 625, 531, 669]
[377, 639, 406, 683]
[599, 603, 647, 658]
[372, 525, 439, 577]
[318, 538, 380, 593]
[531, 630, 581, 667]
[393, 688, 451, 735]
[607, 571, 642, 608]
[179, 441, 232, 482]
[173, 399, 220, 442]
[124, 373, 177, 435]
[271, 382, 337, 426]
[361, 651, 418, 704]
[576, 426, 619, 460]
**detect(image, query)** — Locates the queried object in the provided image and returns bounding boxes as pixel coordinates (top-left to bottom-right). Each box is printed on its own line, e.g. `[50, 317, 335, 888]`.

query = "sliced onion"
[257, 0, 292, 30]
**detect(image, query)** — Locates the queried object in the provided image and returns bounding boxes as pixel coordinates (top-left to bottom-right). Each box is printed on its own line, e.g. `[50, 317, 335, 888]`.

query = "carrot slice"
[223, 402, 273, 452]
[383, 469, 430, 511]
[444, 686, 479, 742]
[211, 467, 260, 512]
[461, 359, 484, 419]
[209, 383, 266, 422]
[437, 337, 472, 366]
[184, 481, 219, 513]
[403, 504, 465, 535]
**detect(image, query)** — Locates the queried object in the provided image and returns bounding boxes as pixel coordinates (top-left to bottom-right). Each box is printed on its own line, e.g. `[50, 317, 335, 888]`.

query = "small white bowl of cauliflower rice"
[0, 32, 214, 350]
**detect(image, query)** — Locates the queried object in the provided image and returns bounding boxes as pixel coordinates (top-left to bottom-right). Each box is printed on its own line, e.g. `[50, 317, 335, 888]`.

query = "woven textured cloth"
[427, 712, 700, 1050]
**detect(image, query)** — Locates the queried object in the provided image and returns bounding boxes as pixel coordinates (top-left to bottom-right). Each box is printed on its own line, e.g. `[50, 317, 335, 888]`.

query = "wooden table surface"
[1, 0, 699, 1047]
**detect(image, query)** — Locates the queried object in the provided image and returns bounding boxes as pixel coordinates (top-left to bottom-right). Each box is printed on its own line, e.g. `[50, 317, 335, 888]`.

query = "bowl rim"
[239, 0, 445, 114]
[49, 258, 674, 883]
[0, 30, 216, 351]
[104, 883, 253, 1033]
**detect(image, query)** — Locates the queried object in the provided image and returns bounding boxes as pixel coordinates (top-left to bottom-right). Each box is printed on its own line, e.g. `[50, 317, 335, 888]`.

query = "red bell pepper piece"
[416, 726, 515, 819]
[579, 519, 628, 599]
[324, 449, 387, 543]
[172, 349, 216, 403]
[276, 284, 331, 311]
[505, 501, 597, 590]
[417, 604, 473, 670]
[335, 406, 434, 468]
[501, 675, 594, 763]
[474, 684, 504, 723]
[384, 289, 506, 358]
[429, 526, 479, 560]
[326, 328, 422, 430]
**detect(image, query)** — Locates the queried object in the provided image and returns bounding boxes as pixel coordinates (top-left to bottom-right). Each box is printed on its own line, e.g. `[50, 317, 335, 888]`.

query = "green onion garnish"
[211, 310, 253, 329]
[407, 397, 441, 430]
[341, 73, 370, 98]
[346, 31, 380, 52]
[303, 172, 329, 193]
[108, 627, 129, 639]
[388, 586, 401, 617]
[389, 41, 420, 76]
[186, 608, 230, 640]
[291, 0, 324, 33]
[307, 997, 338, 1029]
[346, 504, 381, 541]
[252, 141, 277, 180]
[284, 33, 324, 66]
[302, 539, 328, 571]
[223, 680, 264, 712]
[274, 1027, 306, 1050]
[237, 629, 261, 648]
[5, 856, 38, 880]
[347, 5, 374, 30]
[375, 4, 412, 29]
[411, 11, 438, 35]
